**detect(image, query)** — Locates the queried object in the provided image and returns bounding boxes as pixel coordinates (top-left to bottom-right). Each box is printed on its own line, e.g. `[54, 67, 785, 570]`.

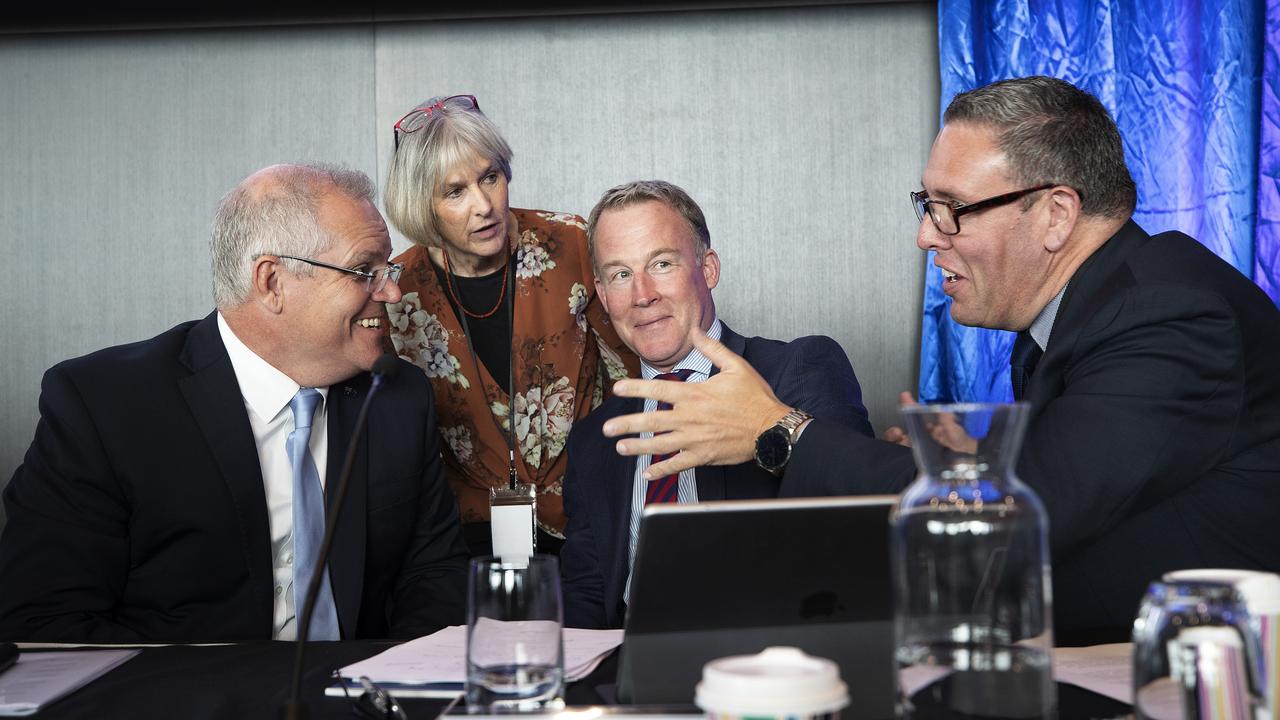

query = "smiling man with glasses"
[0, 163, 469, 643]
[594, 76, 1280, 645]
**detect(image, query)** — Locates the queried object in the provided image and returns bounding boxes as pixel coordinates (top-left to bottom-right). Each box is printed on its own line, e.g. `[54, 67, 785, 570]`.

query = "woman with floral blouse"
[383, 94, 637, 556]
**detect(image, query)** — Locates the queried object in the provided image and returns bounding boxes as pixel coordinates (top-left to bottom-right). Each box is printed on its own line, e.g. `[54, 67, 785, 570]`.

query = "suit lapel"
[696, 324, 743, 500]
[601, 397, 642, 618]
[326, 375, 370, 638]
[712, 324, 747, 379]
[1028, 221, 1147, 409]
[176, 313, 274, 635]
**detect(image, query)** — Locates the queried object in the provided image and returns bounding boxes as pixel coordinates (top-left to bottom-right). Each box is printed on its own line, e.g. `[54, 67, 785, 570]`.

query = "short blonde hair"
[384, 96, 514, 248]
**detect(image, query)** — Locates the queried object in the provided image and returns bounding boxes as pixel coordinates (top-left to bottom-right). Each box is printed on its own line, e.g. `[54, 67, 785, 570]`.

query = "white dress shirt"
[623, 318, 722, 603]
[217, 313, 329, 640]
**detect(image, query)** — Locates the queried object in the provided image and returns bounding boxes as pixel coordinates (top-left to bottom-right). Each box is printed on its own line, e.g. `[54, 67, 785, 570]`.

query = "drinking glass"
[1132, 579, 1261, 720]
[465, 554, 565, 712]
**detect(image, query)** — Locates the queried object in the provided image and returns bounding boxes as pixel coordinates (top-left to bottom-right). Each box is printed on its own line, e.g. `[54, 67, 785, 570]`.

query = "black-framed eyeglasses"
[332, 673, 408, 720]
[393, 94, 480, 150]
[911, 184, 1056, 236]
[276, 254, 404, 294]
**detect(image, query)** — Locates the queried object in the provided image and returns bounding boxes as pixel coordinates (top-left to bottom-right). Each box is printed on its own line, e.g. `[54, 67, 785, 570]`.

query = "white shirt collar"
[640, 317, 723, 380]
[216, 312, 327, 423]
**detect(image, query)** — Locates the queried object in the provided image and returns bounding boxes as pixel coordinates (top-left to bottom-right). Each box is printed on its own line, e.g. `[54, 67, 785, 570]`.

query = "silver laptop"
[616, 495, 898, 718]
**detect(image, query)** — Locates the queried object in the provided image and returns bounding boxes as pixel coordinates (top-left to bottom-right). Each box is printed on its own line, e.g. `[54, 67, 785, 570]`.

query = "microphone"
[370, 352, 402, 388]
[282, 352, 400, 720]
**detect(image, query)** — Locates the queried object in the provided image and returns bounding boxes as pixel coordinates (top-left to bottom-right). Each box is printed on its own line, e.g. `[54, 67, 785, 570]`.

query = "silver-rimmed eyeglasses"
[277, 255, 404, 294]
[393, 94, 479, 150]
[911, 184, 1056, 235]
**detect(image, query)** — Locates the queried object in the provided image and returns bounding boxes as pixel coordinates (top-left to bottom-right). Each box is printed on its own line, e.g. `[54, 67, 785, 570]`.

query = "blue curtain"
[921, 0, 1278, 404]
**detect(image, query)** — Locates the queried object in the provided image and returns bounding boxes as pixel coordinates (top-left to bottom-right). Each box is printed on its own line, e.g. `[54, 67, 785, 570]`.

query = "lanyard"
[446, 250, 519, 491]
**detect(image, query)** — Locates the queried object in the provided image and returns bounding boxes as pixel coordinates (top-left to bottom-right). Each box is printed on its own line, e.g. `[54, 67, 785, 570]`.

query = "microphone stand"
[281, 354, 400, 720]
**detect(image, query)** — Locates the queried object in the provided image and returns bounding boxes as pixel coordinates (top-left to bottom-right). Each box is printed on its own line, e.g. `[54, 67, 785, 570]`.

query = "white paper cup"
[695, 646, 849, 719]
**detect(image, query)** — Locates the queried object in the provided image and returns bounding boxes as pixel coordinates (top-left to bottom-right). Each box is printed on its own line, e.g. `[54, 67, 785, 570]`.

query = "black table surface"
[21, 641, 1131, 719]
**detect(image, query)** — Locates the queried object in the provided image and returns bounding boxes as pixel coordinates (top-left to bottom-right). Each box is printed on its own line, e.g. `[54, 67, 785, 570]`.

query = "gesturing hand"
[602, 329, 792, 480]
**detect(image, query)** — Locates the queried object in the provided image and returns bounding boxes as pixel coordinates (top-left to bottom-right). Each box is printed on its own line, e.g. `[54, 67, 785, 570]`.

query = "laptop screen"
[618, 495, 898, 714]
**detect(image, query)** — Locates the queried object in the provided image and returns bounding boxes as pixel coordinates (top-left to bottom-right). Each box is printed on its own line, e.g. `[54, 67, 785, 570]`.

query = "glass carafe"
[891, 403, 1056, 719]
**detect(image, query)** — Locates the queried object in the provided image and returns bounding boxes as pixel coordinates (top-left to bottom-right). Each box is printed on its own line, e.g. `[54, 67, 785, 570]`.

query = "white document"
[468, 618, 560, 668]
[334, 624, 624, 687]
[1052, 642, 1133, 704]
[899, 643, 1134, 706]
[0, 649, 138, 716]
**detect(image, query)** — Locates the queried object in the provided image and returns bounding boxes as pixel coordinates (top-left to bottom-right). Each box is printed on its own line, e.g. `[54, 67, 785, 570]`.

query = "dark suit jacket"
[0, 312, 469, 643]
[785, 221, 1280, 641]
[560, 323, 873, 629]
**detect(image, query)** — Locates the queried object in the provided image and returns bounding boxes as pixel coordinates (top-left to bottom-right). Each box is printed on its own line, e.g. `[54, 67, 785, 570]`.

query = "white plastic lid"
[694, 646, 849, 716]
[1163, 569, 1280, 614]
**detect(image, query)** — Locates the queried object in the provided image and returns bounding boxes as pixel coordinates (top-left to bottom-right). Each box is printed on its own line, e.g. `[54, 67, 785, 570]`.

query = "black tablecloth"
[25, 641, 1131, 719]
[27, 641, 452, 719]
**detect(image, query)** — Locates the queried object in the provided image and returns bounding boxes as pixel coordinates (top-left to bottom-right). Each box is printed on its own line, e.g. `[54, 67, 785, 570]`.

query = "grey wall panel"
[0, 26, 376, 511]
[0, 4, 938, 517]
[374, 3, 938, 435]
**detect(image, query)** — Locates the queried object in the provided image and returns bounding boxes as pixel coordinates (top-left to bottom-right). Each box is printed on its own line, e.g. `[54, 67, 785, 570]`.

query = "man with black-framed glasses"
[595, 76, 1280, 644]
[0, 163, 468, 643]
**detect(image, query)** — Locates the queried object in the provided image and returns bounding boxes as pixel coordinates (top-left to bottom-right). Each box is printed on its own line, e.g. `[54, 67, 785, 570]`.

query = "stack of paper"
[0, 649, 138, 716]
[327, 625, 624, 699]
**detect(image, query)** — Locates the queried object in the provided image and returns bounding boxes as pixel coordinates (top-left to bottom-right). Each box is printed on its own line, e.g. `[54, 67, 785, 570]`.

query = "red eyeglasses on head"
[393, 94, 479, 149]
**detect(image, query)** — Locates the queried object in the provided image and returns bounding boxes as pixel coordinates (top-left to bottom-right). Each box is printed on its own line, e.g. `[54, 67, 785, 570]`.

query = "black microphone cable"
[282, 352, 401, 720]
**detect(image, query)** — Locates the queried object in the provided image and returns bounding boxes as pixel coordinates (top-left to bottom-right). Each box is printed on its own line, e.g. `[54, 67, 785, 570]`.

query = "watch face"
[755, 426, 792, 470]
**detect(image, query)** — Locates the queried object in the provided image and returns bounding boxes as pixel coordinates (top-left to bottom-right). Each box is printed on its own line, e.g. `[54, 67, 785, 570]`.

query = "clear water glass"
[891, 402, 1056, 719]
[1132, 579, 1261, 720]
[465, 554, 565, 712]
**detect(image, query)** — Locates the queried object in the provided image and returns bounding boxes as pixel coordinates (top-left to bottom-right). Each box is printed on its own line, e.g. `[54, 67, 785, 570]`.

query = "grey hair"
[586, 180, 711, 270]
[383, 96, 514, 249]
[944, 75, 1137, 218]
[210, 162, 376, 308]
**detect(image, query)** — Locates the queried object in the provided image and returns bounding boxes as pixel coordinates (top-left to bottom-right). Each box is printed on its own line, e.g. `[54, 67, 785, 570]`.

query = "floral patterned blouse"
[386, 208, 637, 536]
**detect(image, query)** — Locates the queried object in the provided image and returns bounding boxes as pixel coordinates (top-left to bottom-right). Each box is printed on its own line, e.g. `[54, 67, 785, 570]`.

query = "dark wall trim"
[0, 1, 923, 36]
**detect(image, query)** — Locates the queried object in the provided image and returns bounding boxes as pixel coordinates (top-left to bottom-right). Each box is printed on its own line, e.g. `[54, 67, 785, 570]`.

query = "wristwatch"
[754, 409, 814, 477]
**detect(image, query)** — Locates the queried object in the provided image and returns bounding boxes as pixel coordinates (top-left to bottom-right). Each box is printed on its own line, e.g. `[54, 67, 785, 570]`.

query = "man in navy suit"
[595, 78, 1280, 642]
[559, 180, 873, 629]
[0, 163, 468, 643]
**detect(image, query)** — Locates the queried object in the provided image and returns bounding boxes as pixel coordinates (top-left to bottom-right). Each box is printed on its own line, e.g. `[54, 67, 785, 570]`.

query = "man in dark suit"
[595, 77, 1280, 642]
[0, 163, 468, 643]
[559, 180, 873, 629]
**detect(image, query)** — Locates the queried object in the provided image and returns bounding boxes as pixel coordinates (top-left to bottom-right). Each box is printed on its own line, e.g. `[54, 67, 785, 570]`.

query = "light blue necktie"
[287, 388, 341, 641]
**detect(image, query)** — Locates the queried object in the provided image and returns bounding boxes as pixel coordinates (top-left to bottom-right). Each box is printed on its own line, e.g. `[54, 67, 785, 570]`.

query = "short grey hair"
[210, 162, 376, 308]
[383, 96, 514, 249]
[944, 75, 1137, 218]
[586, 180, 711, 271]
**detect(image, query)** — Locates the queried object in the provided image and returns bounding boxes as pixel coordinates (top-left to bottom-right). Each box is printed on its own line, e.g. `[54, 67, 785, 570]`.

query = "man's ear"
[251, 255, 286, 315]
[701, 248, 721, 291]
[1044, 186, 1081, 253]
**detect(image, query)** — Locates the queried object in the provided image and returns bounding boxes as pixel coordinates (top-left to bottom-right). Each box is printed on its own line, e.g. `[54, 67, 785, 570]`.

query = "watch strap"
[775, 408, 813, 438]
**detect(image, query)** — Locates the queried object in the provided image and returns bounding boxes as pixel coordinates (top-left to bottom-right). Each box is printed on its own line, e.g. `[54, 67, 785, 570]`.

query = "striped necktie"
[644, 369, 693, 505]
[287, 388, 341, 641]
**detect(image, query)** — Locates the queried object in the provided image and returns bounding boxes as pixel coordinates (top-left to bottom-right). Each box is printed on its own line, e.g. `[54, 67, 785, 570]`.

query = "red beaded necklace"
[442, 248, 510, 320]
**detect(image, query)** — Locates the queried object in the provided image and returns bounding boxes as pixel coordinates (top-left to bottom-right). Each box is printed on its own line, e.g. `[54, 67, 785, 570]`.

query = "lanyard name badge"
[490, 469, 537, 563]
[446, 250, 537, 562]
